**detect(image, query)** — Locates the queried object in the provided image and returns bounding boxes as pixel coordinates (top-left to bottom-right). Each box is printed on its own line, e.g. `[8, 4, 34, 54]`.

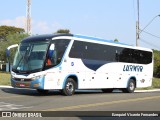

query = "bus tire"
[102, 89, 113, 93]
[62, 78, 76, 96]
[37, 89, 49, 94]
[122, 79, 135, 93]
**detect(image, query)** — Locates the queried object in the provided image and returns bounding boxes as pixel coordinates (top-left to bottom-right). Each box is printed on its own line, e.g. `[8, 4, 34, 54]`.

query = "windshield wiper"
[15, 47, 30, 71]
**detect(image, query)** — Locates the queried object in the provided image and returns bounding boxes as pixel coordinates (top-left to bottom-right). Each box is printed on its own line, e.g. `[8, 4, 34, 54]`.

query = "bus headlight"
[31, 75, 45, 80]
[11, 75, 15, 79]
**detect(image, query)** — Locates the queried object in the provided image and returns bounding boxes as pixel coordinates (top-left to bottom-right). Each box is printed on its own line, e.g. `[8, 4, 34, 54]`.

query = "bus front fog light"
[34, 83, 40, 87]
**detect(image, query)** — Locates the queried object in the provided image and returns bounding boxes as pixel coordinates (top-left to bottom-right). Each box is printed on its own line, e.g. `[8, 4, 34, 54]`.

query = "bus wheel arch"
[68, 75, 78, 89]
[122, 77, 136, 93]
[62, 75, 78, 96]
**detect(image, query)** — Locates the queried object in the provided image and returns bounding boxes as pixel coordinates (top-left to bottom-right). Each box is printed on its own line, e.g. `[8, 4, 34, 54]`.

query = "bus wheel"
[37, 89, 49, 94]
[122, 79, 135, 93]
[62, 78, 76, 96]
[102, 89, 113, 93]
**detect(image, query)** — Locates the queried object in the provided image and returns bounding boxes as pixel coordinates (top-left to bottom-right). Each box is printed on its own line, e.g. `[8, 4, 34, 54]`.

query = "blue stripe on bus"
[81, 59, 110, 71]
[74, 34, 130, 46]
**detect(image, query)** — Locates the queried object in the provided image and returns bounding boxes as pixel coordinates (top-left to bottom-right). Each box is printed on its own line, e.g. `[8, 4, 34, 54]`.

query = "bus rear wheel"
[102, 89, 113, 93]
[62, 78, 76, 96]
[122, 79, 135, 93]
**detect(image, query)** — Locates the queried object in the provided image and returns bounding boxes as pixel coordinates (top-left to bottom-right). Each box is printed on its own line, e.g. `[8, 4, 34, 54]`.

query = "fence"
[0, 61, 10, 72]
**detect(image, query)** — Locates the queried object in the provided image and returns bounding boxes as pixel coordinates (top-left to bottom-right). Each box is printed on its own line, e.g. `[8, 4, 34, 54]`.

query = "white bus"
[7, 34, 153, 96]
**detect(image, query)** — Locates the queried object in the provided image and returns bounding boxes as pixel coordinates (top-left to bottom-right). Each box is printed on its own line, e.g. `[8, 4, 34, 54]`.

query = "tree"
[55, 29, 70, 34]
[0, 25, 25, 41]
[153, 50, 160, 77]
[114, 38, 119, 42]
[0, 33, 28, 62]
[0, 25, 27, 62]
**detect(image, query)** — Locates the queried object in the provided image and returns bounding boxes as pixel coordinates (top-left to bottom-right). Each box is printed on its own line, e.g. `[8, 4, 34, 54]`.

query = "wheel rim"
[66, 82, 74, 94]
[129, 82, 135, 91]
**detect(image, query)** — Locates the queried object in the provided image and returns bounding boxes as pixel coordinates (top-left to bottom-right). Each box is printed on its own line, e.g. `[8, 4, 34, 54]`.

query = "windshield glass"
[12, 39, 71, 73]
[12, 41, 49, 73]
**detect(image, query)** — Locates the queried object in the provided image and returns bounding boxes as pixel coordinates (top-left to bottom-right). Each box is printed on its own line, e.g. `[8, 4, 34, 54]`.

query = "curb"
[0, 85, 13, 88]
[0, 86, 160, 92]
[135, 89, 160, 92]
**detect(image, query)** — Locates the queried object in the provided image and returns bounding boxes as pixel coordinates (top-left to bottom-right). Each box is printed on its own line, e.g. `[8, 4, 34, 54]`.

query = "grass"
[0, 72, 160, 89]
[0, 72, 11, 86]
[152, 77, 160, 88]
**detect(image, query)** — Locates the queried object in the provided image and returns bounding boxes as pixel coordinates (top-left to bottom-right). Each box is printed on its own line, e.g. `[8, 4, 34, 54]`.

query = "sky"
[0, 0, 160, 50]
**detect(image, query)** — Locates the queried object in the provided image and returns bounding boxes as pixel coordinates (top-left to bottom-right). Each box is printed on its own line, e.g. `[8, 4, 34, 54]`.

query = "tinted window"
[118, 48, 152, 64]
[69, 41, 116, 61]
[52, 39, 70, 61]
[45, 39, 70, 69]
[69, 41, 152, 64]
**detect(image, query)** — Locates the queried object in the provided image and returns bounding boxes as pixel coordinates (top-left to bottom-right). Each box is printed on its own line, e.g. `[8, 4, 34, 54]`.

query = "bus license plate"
[20, 83, 25, 87]
[16, 82, 30, 87]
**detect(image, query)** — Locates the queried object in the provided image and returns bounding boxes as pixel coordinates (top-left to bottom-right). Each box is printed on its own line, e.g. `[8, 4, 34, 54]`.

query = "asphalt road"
[0, 87, 160, 119]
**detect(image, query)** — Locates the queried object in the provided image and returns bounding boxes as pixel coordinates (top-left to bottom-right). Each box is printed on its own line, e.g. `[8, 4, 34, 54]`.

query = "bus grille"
[14, 78, 32, 82]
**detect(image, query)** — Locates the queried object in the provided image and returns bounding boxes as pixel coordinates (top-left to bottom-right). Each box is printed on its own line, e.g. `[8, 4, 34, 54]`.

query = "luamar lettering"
[123, 65, 143, 72]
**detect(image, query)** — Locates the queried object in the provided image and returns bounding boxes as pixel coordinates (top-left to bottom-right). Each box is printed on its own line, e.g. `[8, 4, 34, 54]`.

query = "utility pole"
[26, 0, 31, 34]
[136, 0, 140, 46]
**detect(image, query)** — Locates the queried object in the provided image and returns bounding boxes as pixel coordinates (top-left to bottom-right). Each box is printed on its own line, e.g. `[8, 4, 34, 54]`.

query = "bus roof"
[73, 34, 130, 46]
[21, 34, 73, 43]
[21, 34, 152, 52]
[73, 34, 152, 52]
[22, 34, 127, 45]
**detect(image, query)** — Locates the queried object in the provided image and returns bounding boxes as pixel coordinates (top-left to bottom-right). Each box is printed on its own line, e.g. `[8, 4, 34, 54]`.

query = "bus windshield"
[12, 39, 71, 73]
[12, 41, 49, 73]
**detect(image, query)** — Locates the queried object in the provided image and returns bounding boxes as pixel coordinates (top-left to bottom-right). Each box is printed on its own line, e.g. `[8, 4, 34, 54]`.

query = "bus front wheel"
[122, 79, 135, 93]
[62, 78, 76, 96]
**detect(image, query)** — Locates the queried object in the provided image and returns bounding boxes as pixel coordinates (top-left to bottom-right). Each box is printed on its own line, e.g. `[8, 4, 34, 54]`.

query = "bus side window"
[46, 44, 57, 66]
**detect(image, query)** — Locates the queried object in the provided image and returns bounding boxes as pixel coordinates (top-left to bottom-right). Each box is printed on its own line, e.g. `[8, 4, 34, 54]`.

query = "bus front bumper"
[11, 77, 45, 90]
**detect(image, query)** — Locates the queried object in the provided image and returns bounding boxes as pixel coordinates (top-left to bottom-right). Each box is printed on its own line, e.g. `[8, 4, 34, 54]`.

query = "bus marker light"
[34, 83, 40, 87]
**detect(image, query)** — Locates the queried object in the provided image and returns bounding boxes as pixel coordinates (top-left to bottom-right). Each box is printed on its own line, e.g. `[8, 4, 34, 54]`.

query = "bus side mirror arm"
[6, 44, 19, 57]
[6, 44, 19, 72]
